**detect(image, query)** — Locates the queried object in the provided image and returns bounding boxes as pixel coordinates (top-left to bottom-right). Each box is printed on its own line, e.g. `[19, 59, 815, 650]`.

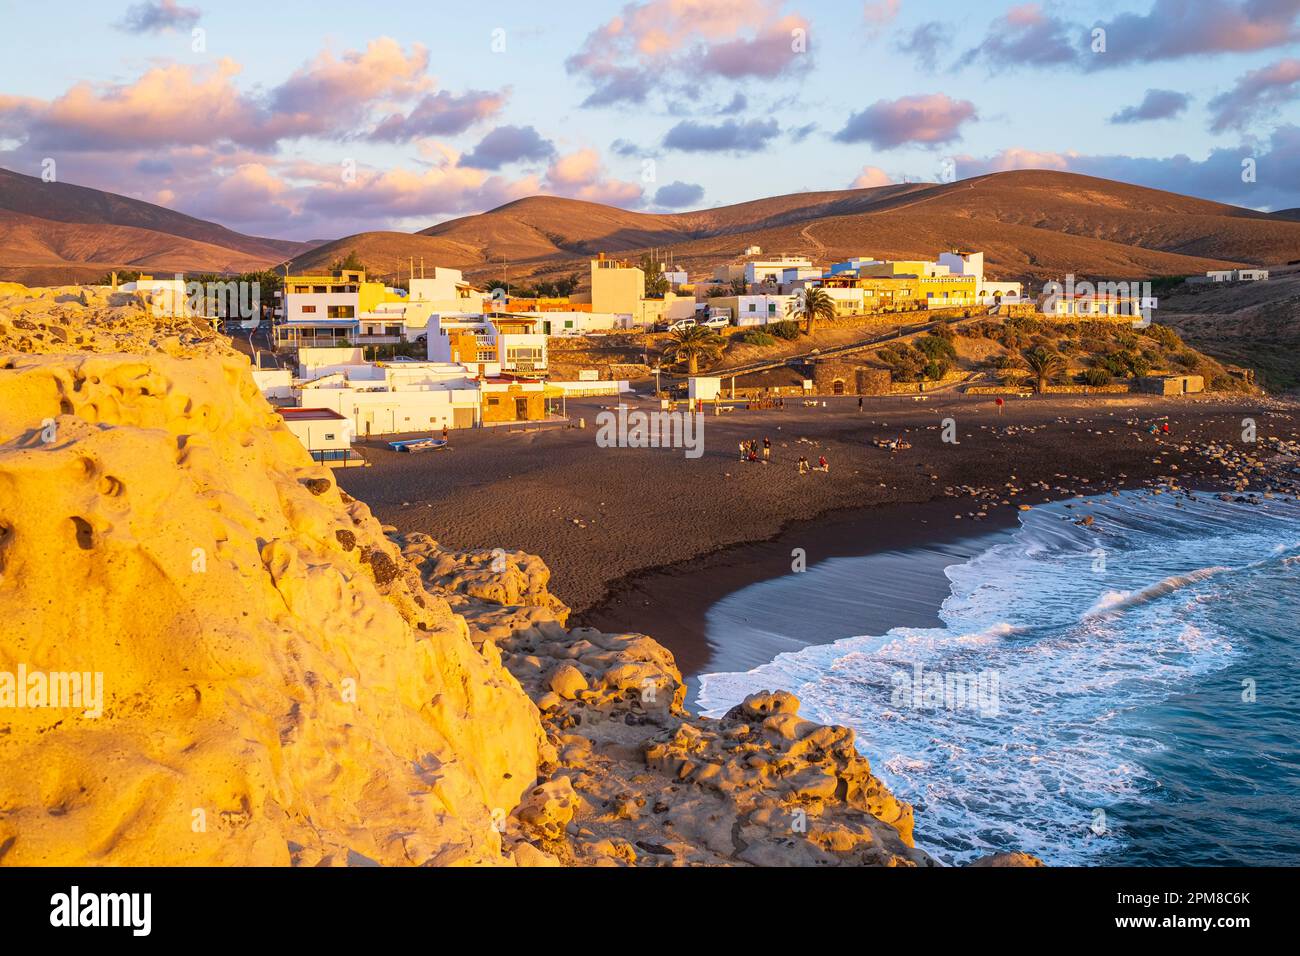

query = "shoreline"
[339, 392, 1298, 698]
[574, 497, 1019, 697]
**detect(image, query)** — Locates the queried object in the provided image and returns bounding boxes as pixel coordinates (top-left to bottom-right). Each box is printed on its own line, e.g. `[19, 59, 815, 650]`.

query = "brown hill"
[292, 171, 1300, 286]
[285, 231, 485, 279]
[0, 166, 314, 284]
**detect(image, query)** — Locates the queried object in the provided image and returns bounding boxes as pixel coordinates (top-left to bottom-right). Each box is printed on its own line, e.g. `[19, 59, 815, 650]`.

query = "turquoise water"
[697, 490, 1300, 866]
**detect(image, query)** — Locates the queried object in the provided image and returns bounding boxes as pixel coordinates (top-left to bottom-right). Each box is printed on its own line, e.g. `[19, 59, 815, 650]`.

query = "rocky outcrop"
[397, 535, 932, 867]
[0, 288, 544, 865]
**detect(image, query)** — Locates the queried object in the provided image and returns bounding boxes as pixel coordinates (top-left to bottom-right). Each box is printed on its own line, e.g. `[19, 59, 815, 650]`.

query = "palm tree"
[1021, 346, 1066, 393]
[665, 325, 724, 375]
[788, 286, 837, 335]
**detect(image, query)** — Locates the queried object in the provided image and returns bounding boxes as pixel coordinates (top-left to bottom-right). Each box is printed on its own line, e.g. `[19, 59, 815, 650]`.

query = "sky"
[1, 0, 1297, 240]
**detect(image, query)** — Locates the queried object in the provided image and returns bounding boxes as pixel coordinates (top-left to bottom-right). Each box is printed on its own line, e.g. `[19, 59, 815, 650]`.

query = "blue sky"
[1, 0, 1297, 239]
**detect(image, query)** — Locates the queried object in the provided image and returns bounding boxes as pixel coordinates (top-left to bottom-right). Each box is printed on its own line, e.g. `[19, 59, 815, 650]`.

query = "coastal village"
[112, 246, 1264, 467]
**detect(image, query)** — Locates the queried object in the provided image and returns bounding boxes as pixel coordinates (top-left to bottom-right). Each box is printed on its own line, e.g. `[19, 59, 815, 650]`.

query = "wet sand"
[337, 391, 1293, 680]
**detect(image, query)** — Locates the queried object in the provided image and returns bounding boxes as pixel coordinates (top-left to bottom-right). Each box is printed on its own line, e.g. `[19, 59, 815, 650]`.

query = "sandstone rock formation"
[405, 533, 931, 866]
[0, 287, 544, 865]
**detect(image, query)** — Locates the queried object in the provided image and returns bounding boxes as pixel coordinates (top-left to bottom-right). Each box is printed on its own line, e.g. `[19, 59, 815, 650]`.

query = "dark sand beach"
[337, 391, 1297, 679]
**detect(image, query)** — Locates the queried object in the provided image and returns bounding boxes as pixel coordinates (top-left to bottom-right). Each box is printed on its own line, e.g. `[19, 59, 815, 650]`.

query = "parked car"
[667, 318, 698, 332]
[700, 315, 729, 329]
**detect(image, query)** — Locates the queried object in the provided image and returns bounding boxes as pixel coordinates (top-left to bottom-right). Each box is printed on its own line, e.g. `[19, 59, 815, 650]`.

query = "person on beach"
[442, 427, 449, 444]
[1161, 422, 1170, 435]
[858, 397, 864, 411]
[739, 440, 746, 461]
[797, 456, 808, 475]
[763, 436, 771, 460]
[818, 454, 828, 473]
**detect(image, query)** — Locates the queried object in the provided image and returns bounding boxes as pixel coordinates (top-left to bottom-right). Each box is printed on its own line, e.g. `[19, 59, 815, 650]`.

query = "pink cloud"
[567, 0, 810, 105]
[543, 148, 644, 206]
[850, 165, 894, 188]
[1209, 57, 1300, 132]
[834, 94, 977, 149]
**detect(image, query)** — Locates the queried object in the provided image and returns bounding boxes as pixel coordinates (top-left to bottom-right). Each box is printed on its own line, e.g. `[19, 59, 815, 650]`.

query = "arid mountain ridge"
[4, 166, 1300, 287]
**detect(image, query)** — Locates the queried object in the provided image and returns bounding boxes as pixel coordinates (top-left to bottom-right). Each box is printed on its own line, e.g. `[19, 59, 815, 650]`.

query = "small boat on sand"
[387, 438, 448, 453]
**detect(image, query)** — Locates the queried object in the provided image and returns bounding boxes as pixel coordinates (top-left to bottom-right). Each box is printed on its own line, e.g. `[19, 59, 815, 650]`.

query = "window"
[748, 304, 757, 312]
[488, 397, 500, 406]
[324, 432, 336, 441]
[301, 305, 317, 314]
[328, 305, 355, 318]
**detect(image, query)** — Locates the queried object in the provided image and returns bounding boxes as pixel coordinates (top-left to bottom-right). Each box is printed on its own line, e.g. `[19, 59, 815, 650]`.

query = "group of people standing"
[736, 436, 827, 474]
[738, 437, 772, 463]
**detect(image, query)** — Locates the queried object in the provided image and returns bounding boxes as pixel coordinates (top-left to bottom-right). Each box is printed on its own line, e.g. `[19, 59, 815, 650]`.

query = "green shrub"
[740, 330, 776, 346]
[1082, 367, 1113, 386]
[924, 359, 951, 381]
[878, 343, 926, 382]
[767, 320, 801, 340]
[1142, 323, 1182, 350]
[916, 333, 957, 362]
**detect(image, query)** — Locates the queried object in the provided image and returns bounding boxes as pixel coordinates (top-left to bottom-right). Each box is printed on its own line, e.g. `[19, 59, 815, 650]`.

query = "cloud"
[0, 59, 285, 151]
[269, 38, 431, 126]
[1208, 57, 1300, 131]
[850, 165, 894, 188]
[116, 0, 200, 33]
[898, 21, 950, 71]
[959, 3, 1082, 71]
[949, 124, 1300, 211]
[863, 0, 900, 35]
[663, 117, 781, 153]
[717, 92, 749, 115]
[959, 1, 1300, 73]
[834, 94, 976, 149]
[653, 180, 705, 207]
[1089, 0, 1300, 68]
[610, 138, 643, 157]
[0, 39, 460, 153]
[369, 89, 507, 141]
[460, 125, 556, 169]
[542, 148, 644, 206]
[567, 0, 810, 107]
[788, 122, 817, 143]
[1109, 89, 1192, 124]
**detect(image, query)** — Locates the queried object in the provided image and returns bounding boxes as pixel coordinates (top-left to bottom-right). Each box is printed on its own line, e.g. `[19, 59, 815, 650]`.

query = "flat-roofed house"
[278, 407, 362, 467]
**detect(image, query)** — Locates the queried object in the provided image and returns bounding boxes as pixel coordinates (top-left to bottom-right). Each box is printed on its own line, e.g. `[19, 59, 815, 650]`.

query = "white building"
[1190, 268, 1270, 284]
[729, 294, 797, 325]
[532, 311, 634, 335]
[425, 314, 548, 377]
[745, 256, 813, 287]
[938, 250, 1023, 303]
[299, 363, 482, 436]
[779, 266, 823, 289]
[278, 407, 362, 467]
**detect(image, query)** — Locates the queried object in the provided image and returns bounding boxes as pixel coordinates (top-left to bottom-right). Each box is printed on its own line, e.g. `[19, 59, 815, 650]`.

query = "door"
[515, 397, 529, 420]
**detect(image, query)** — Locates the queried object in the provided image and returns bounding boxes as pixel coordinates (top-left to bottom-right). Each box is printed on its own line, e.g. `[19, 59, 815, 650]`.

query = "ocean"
[696, 490, 1300, 866]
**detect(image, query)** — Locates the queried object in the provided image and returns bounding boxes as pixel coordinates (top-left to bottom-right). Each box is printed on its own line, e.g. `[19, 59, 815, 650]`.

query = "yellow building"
[823, 271, 978, 309]
[590, 255, 645, 315]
